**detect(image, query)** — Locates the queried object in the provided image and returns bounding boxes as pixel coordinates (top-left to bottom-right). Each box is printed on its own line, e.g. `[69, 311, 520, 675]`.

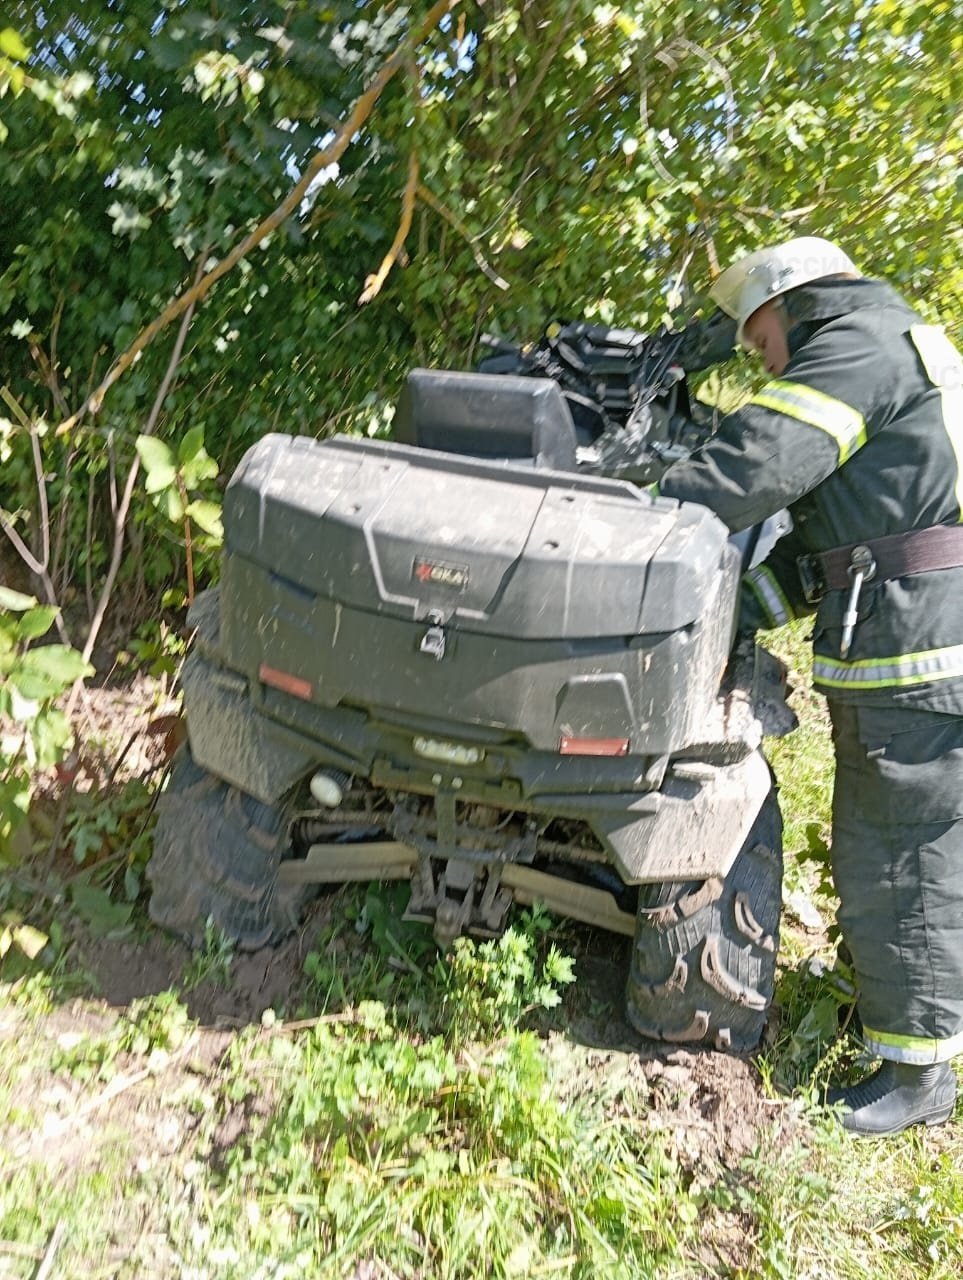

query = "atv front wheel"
[148, 748, 310, 950]
[625, 789, 783, 1052]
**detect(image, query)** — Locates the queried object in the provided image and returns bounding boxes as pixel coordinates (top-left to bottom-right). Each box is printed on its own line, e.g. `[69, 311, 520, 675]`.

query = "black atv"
[148, 317, 794, 1052]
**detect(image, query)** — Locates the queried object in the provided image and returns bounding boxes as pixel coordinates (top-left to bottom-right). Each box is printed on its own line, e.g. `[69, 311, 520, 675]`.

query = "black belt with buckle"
[797, 523, 963, 603]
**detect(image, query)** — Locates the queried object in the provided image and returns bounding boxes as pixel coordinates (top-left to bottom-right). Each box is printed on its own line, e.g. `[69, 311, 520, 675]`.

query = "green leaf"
[180, 451, 218, 487]
[149, 33, 190, 72]
[0, 28, 30, 61]
[107, 200, 151, 237]
[9, 668, 62, 701]
[71, 823, 105, 865]
[177, 424, 206, 465]
[11, 923, 48, 960]
[185, 499, 223, 539]
[18, 644, 92, 686]
[164, 487, 186, 522]
[144, 463, 177, 495]
[124, 865, 141, 901]
[70, 883, 134, 937]
[0, 587, 37, 612]
[31, 706, 72, 766]
[17, 606, 58, 640]
[136, 435, 175, 478]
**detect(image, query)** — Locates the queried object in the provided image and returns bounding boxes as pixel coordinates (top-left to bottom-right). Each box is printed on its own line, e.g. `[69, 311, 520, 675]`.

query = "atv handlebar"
[476, 312, 736, 477]
[479, 309, 737, 378]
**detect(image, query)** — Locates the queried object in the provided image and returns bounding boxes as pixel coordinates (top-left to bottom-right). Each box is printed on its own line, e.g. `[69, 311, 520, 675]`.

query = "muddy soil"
[59, 894, 796, 1173]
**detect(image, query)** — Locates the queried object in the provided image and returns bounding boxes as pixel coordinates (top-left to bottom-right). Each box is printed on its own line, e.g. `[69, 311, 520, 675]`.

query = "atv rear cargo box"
[214, 433, 740, 760]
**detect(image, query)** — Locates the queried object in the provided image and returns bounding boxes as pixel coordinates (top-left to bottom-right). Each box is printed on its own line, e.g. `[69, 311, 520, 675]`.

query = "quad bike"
[149, 314, 795, 1052]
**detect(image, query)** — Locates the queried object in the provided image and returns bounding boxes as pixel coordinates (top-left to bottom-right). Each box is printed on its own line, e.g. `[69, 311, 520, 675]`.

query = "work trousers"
[828, 701, 963, 1064]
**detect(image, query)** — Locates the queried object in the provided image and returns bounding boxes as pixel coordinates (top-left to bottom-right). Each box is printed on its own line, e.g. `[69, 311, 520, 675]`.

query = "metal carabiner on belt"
[840, 544, 877, 659]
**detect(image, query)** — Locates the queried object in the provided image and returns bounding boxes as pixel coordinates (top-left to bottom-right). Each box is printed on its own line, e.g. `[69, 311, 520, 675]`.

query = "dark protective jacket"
[659, 278, 963, 712]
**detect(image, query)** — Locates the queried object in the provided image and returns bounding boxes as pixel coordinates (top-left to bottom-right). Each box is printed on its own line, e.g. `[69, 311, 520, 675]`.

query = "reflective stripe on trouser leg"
[828, 701, 963, 1064]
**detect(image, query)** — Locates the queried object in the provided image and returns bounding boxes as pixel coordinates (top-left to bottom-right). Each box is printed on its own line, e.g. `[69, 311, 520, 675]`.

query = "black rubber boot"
[826, 1061, 957, 1137]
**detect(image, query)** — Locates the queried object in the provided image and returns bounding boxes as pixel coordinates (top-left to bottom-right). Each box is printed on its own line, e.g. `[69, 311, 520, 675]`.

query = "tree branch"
[358, 150, 420, 304]
[417, 182, 510, 291]
[55, 0, 458, 437]
[492, 4, 576, 164]
[0, 387, 71, 644]
[836, 106, 961, 228]
[71, 249, 208, 687]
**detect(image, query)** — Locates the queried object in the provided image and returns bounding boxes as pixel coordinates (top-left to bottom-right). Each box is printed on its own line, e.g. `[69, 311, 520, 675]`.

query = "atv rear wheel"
[625, 789, 783, 1052]
[148, 748, 311, 950]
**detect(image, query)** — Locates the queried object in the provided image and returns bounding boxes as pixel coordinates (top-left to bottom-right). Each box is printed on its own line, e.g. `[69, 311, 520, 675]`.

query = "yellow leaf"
[0, 28, 30, 62]
[13, 924, 48, 959]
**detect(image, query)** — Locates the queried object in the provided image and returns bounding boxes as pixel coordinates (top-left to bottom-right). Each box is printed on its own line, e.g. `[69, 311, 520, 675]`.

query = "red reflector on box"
[259, 663, 313, 701]
[558, 736, 630, 757]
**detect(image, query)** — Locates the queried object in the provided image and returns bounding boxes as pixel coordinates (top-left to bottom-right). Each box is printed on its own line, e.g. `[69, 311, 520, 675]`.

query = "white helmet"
[710, 236, 861, 348]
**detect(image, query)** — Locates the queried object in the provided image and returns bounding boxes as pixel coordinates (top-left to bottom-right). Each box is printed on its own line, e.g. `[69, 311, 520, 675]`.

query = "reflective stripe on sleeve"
[909, 325, 963, 523]
[745, 565, 795, 627]
[813, 643, 963, 691]
[750, 379, 868, 464]
[862, 1024, 963, 1066]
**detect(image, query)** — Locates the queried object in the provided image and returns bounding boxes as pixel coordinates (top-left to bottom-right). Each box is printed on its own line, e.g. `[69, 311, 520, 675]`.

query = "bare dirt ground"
[3, 893, 797, 1190]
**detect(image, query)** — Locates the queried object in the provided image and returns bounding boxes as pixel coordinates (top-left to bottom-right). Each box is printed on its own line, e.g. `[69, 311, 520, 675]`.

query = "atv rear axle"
[278, 840, 636, 941]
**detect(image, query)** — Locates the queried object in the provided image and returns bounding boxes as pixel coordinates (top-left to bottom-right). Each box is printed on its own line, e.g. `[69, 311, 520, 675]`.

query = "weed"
[716, 1135, 841, 1280]
[880, 1152, 963, 1272]
[0, 917, 51, 970]
[52, 990, 195, 1082]
[304, 894, 577, 1046]
[0, 587, 91, 862]
[438, 905, 576, 1041]
[66, 777, 156, 873]
[126, 618, 189, 681]
[0, 892, 79, 1013]
[200, 1014, 698, 1278]
[51, 1024, 122, 1083]
[303, 884, 432, 1019]
[183, 917, 234, 990]
[120, 989, 195, 1054]
[765, 621, 834, 892]
[762, 950, 860, 1094]
[55, 775, 161, 942]
[2, 612, 962, 1280]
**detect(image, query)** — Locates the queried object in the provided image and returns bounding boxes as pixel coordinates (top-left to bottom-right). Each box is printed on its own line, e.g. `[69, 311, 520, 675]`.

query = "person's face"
[743, 300, 790, 376]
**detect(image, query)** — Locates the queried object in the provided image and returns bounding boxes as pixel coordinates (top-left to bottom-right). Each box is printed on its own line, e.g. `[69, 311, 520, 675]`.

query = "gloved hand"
[676, 309, 738, 373]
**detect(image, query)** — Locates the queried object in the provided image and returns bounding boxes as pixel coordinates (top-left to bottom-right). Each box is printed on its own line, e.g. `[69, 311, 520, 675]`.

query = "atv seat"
[394, 368, 578, 471]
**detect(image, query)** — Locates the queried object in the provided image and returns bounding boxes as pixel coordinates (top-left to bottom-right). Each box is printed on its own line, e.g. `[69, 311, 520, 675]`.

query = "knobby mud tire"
[625, 790, 783, 1053]
[148, 748, 312, 950]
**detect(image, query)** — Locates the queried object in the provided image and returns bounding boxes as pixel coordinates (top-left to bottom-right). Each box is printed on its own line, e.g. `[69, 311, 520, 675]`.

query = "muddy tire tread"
[625, 788, 783, 1053]
[148, 748, 310, 950]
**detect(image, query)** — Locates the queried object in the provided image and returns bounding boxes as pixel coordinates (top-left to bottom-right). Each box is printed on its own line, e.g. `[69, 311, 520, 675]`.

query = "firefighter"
[658, 235, 963, 1136]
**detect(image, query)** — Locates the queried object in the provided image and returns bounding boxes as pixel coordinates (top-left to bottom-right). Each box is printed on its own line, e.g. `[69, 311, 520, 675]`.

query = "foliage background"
[0, 0, 961, 626]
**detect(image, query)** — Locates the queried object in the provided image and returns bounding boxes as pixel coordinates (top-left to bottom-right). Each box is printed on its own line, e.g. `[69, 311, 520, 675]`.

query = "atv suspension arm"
[278, 841, 636, 937]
